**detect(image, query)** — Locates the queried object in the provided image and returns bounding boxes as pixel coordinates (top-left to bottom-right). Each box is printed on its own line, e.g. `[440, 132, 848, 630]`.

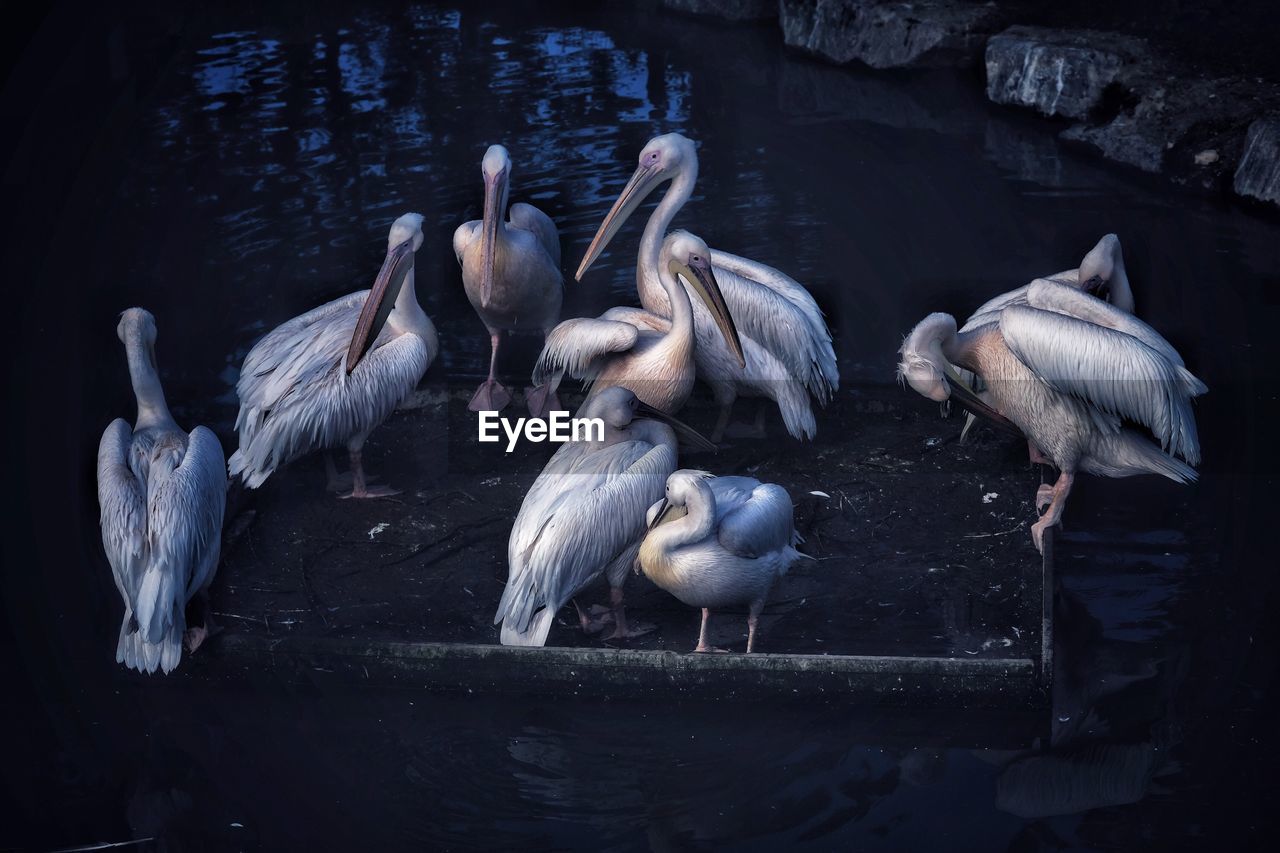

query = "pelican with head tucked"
[496, 387, 715, 646]
[958, 234, 1136, 444]
[453, 144, 563, 416]
[230, 212, 437, 498]
[639, 470, 807, 653]
[98, 308, 227, 674]
[898, 279, 1206, 552]
[576, 132, 838, 441]
[533, 229, 743, 414]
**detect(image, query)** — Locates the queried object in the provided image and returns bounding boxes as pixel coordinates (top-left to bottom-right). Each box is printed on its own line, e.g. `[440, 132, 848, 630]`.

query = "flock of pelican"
[97, 131, 1205, 674]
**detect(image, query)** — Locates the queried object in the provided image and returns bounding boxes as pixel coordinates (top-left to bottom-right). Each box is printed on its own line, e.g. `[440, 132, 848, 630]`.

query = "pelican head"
[662, 229, 745, 368]
[1079, 234, 1134, 313]
[117, 307, 158, 350]
[346, 212, 423, 373]
[576, 132, 697, 280]
[582, 387, 716, 451]
[897, 313, 955, 403]
[479, 144, 512, 307]
[648, 468, 714, 529]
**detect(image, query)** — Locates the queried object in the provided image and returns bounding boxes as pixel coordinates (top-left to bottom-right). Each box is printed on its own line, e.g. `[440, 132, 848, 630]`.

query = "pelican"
[958, 234, 1136, 443]
[533, 229, 744, 414]
[576, 132, 838, 441]
[639, 470, 806, 653]
[229, 212, 437, 498]
[496, 387, 714, 646]
[898, 278, 1206, 552]
[453, 144, 563, 416]
[98, 308, 227, 674]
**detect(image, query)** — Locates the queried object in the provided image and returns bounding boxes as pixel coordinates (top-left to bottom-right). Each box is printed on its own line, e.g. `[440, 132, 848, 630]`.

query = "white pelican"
[453, 144, 563, 416]
[495, 387, 714, 646]
[958, 233, 1136, 444]
[230, 213, 437, 498]
[533, 229, 744, 414]
[898, 278, 1207, 552]
[576, 132, 837, 441]
[639, 470, 806, 653]
[98, 308, 227, 674]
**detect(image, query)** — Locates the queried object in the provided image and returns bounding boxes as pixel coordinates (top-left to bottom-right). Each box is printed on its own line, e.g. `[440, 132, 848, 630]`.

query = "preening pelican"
[958, 234, 1136, 443]
[533, 230, 743, 414]
[98, 308, 227, 674]
[230, 213, 437, 498]
[453, 144, 563, 416]
[496, 387, 714, 646]
[639, 470, 806, 653]
[898, 279, 1206, 552]
[577, 132, 837, 441]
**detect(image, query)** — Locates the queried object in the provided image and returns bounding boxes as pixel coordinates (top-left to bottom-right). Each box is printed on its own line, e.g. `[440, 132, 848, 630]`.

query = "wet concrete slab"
[201, 383, 1049, 706]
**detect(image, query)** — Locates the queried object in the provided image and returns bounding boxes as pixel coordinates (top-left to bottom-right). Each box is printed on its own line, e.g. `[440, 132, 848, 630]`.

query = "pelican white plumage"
[576, 132, 837, 441]
[496, 387, 714, 646]
[957, 234, 1136, 443]
[230, 213, 437, 498]
[533, 229, 744, 414]
[898, 278, 1207, 552]
[638, 470, 806, 653]
[98, 308, 227, 674]
[453, 144, 563, 416]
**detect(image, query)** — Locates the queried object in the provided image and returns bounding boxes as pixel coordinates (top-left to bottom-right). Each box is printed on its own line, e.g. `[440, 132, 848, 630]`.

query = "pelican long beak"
[942, 365, 1023, 437]
[346, 239, 415, 374]
[648, 498, 675, 531]
[634, 400, 717, 452]
[480, 167, 507, 307]
[575, 162, 663, 281]
[670, 257, 746, 368]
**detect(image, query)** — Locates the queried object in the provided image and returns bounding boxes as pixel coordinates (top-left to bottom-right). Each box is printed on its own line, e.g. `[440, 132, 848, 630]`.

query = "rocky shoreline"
[663, 0, 1280, 209]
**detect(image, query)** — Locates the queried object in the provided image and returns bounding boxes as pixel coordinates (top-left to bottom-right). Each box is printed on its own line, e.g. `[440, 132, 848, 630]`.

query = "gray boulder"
[663, 0, 778, 20]
[1234, 119, 1280, 205]
[985, 26, 1146, 120]
[780, 0, 1004, 69]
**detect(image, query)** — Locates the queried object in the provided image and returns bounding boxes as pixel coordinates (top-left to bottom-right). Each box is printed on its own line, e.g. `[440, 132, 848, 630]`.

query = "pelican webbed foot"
[468, 379, 512, 413]
[1031, 471, 1075, 554]
[691, 607, 729, 653]
[574, 600, 614, 635]
[337, 449, 401, 499]
[525, 383, 561, 420]
[602, 589, 655, 641]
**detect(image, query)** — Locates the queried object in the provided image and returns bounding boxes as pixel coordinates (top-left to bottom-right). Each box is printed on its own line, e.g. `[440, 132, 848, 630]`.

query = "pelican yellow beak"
[670, 255, 745, 369]
[346, 239, 415, 373]
[576, 161, 664, 281]
[648, 497, 675, 531]
[942, 365, 1023, 437]
[634, 400, 717, 452]
[480, 166, 507, 308]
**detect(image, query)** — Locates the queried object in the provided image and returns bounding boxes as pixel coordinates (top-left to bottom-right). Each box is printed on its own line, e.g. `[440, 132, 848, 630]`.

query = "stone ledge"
[780, 0, 1005, 70]
[663, 0, 779, 21]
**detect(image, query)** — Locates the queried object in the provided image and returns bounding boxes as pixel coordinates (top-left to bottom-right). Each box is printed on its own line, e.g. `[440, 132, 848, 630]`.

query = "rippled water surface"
[7, 1, 1279, 849]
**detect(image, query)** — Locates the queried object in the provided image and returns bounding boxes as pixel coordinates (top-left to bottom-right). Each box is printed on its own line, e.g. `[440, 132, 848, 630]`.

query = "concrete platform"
[200, 383, 1053, 708]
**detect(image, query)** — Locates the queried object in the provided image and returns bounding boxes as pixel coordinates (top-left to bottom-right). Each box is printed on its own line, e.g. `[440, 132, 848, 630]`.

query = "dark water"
[4, 1, 1278, 849]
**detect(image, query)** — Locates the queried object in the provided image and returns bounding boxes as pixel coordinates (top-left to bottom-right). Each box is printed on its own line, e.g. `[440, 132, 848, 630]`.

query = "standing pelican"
[496, 387, 714, 646]
[576, 132, 838, 441]
[639, 471, 806, 653]
[98, 308, 227, 674]
[898, 279, 1206, 552]
[958, 234, 1136, 443]
[533, 230, 743, 414]
[230, 213, 437, 498]
[453, 144, 563, 416]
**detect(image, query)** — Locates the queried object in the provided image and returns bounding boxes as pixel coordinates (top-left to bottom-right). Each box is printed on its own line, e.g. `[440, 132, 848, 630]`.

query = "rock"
[780, 0, 1004, 70]
[662, 0, 778, 20]
[1061, 73, 1259, 179]
[985, 26, 1146, 120]
[1234, 119, 1280, 204]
